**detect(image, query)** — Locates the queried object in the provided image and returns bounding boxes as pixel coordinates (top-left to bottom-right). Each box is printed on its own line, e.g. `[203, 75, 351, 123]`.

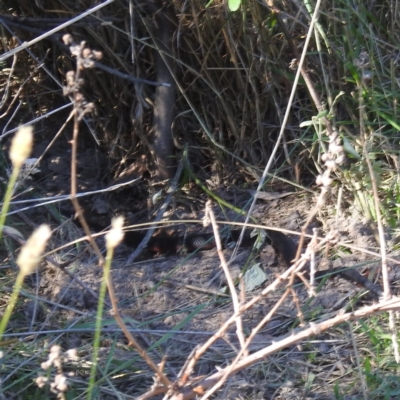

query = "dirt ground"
[4, 133, 395, 399]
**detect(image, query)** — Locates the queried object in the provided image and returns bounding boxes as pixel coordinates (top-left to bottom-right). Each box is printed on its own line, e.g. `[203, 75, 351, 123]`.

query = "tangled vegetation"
[1, 0, 400, 399]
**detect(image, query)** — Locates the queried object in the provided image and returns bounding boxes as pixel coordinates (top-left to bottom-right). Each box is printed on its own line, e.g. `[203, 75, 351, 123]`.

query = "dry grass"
[1, 0, 400, 399]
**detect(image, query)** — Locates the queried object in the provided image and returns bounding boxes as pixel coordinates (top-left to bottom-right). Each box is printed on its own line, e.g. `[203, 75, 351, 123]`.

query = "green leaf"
[228, 0, 241, 12]
[342, 135, 361, 159]
[376, 110, 400, 130]
[299, 120, 313, 127]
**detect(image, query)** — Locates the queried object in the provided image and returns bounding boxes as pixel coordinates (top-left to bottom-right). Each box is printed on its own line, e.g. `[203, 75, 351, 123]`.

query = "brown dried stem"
[171, 296, 400, 400]
[63, 35, 171, 388]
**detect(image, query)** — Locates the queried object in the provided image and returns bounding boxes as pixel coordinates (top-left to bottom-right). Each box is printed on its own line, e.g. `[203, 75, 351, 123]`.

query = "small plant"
[0, 127, 52, 341]
[0, 126, 33, 240]
[36, 345, 78, 399]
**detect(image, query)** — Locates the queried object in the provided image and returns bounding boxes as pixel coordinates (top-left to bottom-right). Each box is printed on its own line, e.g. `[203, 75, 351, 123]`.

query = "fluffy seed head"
[10, 126, 33, 169]
[17, 225, 51, 276]
[105, 217, 124, 249]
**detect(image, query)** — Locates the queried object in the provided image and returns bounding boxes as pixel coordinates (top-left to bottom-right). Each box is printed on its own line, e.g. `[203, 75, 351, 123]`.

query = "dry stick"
[125, 159, 184, 265]
[65, 45, 104, 264]
[289, 284, 305, 327]
[0, 55, 22, 118]
[93, 60, 169, 87]
[201, 288, 291, 400]
[205, 202, 247, 353]
[178, 233, 334, 386]
[70, 119, 104, 266]
[48, 220, 400, 268]
[358, 84, 398, 365]
[362, 151, 389, 290]
[173, 296, 400, 400]
[359, 116, 389, 299]
[6, 178, 141, 217]
[102, 284, 172, 388]
[65, 44, 171, 388]
[232, 0, 323, 263]
[273, 6, 338, 263]
[65, 40, 106, 266]
[176, 229, 385, 398]
[0, 0, 115, 62]
[0, 18, 100, 144]
[70, 165, 171, 385]
[308, 228, 319, 296]
[31, 111, 75, 173]
[137, 386, 168, 400]
[180, 231, 342, 386]
[62, 244, 174, 384]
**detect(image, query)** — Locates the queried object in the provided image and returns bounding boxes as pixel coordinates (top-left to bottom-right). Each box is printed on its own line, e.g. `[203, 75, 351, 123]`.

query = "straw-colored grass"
[1, 0, 400, 399]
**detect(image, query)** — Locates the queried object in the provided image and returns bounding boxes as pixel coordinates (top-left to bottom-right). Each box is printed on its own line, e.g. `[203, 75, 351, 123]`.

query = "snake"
[123, 228, 383, 298]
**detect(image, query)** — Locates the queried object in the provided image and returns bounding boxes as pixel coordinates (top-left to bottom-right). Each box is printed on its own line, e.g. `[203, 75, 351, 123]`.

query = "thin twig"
[93, 60, 170, 87]
[172, 296, 400, 400]
[201, 288, 291, 400]
[231, 0, 323, 262]
[0, 0, 116, 62]
[179, 231, 344, 385]
[205, 202, 246, 352]
[45, 220, 400, 267]
[62, 37, 172, 386]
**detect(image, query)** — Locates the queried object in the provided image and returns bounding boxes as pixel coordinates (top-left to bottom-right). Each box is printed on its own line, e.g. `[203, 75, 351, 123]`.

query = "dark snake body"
[124, 229, 383, 298]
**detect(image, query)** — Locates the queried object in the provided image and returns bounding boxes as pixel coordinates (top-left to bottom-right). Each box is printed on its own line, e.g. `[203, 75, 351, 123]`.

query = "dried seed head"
[82, 48, 91, 58]
[65, 71, 75, 86]
[62, 34, 73, 46]
[10, 126, 33, 169]
[105, 217, 124, 249]
[17, 225, 51, 276]
[51, 373, 68, 393]
[92, 50, 102, 60]
[36, 376, 48, 388]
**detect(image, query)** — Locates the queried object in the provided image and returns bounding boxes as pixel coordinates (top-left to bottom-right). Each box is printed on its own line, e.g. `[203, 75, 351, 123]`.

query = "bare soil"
[19, 144, 394, 398]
